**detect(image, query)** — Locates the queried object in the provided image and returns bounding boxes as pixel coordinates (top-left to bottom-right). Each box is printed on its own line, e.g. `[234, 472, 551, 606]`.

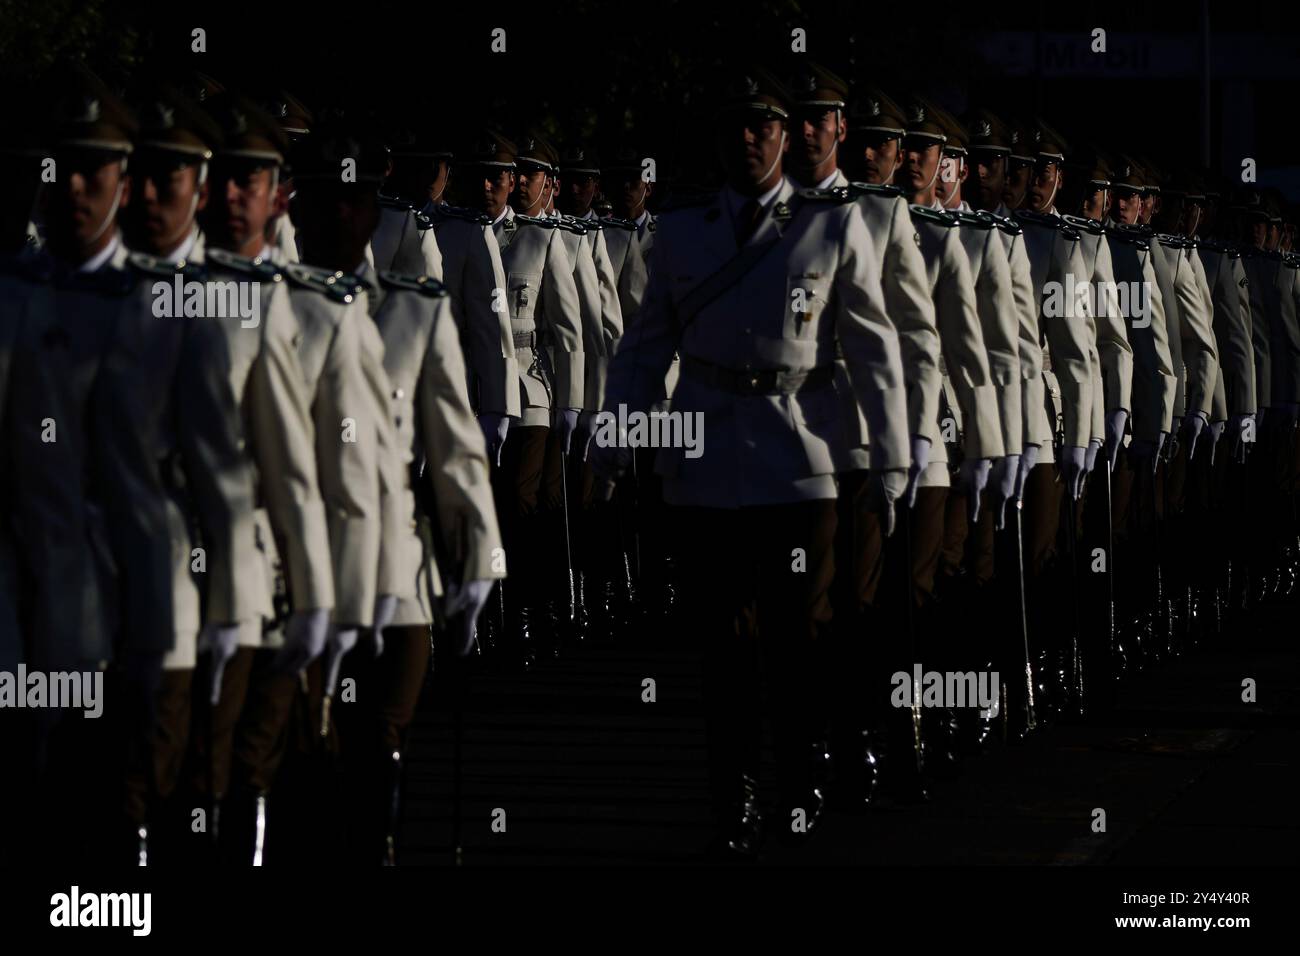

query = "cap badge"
[976, 120, 991, 137]
[73, 96, 101, 124]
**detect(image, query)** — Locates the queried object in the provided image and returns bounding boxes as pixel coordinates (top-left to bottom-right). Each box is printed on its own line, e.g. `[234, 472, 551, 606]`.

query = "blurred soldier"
[0, 81, 52, 866]
[183, 93, 334, 864]
[7, 68, 137, 862]
[103, 83, 223, 863]
[595, 65, 909, 860]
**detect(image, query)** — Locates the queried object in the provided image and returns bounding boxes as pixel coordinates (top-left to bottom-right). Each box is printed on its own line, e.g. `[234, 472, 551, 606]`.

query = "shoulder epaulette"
[1060, 214, 1105, 236]
[413, 209, 435, 231]
[1013, 209, 1064, 230]
[127, 251, 206, 281]
[952, 209, 996, 230]
[430, 204, 492, 226]
[1105, 223, 1150, 250]
[379, 194, 414, 212]
[1155, 232, 1190, 249]
[378, 271, 449, 297]
[1283, 253, 1300, 269]
[563, 215, 604, 231]
[206, 247, 283, 282]
[599, 216, 637, 231]
[847, 181, 904, 200]
[798, 186, 856, 204]
[908, 204, 959, 227]
[284, 262, 363, 303]
[983, 211, 1022, 236]
[515, 214, 586, 235]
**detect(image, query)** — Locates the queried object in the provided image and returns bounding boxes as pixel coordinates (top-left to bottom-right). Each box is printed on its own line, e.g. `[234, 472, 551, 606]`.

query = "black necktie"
[735, 198, 763, 247]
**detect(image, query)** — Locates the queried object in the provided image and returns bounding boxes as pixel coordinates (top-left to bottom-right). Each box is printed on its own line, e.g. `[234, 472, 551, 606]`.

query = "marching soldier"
[289, 119, 502, 863]
[7, 68, 138, 861]
[1039, 133, 1135, 691]
[963, 106, 1055, 736]
[890, 92, 1009, 766]
[595, 65, 909, 860]
[930, 106, 1023, 748]
[183, 93, 334, 864]
[373, 127, 444, 279]
[425, 144, 519, 454]
[465, 130, 583, 667]
[261, 89, 313, 265]
[1105, 159, 1177, 664]
[787, 70, 943, 800]
[104, 83, 224, 863]
[1145, 162, 1220, 645]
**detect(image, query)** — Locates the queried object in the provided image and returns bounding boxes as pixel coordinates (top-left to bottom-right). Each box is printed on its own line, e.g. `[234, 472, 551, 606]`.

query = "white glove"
[322, 627, 358, 697]
[1128, 436, 1162, 476]
[904, 436, 931, 509]
[274, 608, 330, 676]
[557, 407, 582, 455]
[1182, 412, 1207, 461]
[866, 468, 906, 538]
[1014, 444, 1039, 501]
[991, 454, 1019, 531]
[1229, 412, 1255, 464]
[1085, 439, 1102, 475]
[1207, 420, 1226, 466]
[589, 410, 632, 482]
[1104, 409, 1129, 471]
[478, 413, 511, 467]
[444, 578, 496, 658]
[372, 593, 398, 659]
[1060, 445, 1087, 500]
[959, 457, 992, 523]
[576, 410, 597, 461]
[199, 623, 241, 706]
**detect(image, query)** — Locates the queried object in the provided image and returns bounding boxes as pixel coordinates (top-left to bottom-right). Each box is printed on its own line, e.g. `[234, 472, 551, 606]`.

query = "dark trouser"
[335, 624, 432, 863]
[122, 668, 194, 861]
[675, 501, 836, 823]
[492, 425, 550, 612]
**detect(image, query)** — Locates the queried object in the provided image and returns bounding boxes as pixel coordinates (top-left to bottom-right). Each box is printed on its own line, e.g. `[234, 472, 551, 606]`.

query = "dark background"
[3, 0, 1298, 195]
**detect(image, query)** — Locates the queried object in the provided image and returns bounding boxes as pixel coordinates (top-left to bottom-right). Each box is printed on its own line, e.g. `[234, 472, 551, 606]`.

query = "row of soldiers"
[590, 62, 1300, 860]
[2, 56, 1298, 866]
[0, 65, 660, 865]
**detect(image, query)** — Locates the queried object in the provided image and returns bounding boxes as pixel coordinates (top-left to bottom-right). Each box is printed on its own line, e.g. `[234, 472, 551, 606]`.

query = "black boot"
[382, 751, 403, 866]
[570, 570, 591, 647]
[219, 787, 269, 866]
[704, 773, 764, 862]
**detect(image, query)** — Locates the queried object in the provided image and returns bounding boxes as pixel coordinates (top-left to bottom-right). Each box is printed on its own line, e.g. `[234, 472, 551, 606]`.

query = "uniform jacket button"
[393, 387, 404, 400]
